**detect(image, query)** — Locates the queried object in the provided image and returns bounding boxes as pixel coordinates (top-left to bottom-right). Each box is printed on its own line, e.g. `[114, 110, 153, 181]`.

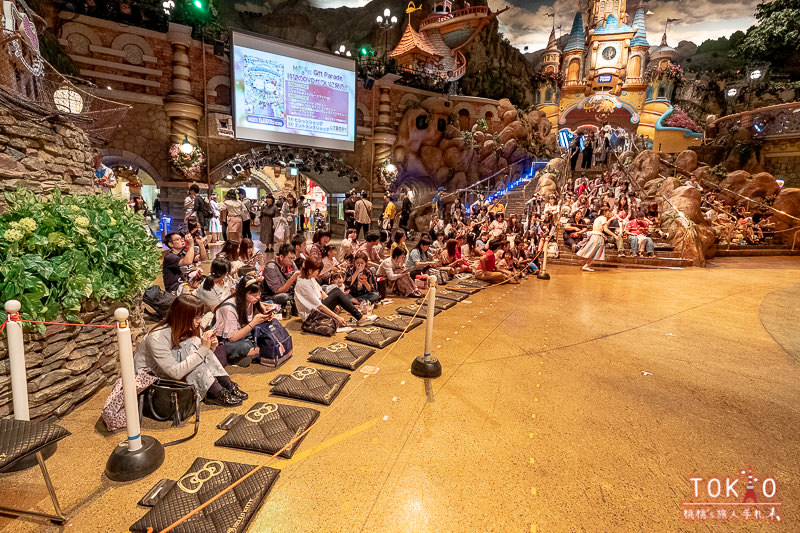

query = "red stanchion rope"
[2, 313, 118, 330]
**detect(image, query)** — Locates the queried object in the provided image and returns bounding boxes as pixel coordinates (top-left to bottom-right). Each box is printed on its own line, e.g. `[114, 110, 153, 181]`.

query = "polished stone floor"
[1, 257, 799, 532]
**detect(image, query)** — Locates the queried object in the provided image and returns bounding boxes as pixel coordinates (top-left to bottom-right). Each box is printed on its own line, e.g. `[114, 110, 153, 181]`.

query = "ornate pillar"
[164, 23, 203, 152]
[372, 86, 396, 194]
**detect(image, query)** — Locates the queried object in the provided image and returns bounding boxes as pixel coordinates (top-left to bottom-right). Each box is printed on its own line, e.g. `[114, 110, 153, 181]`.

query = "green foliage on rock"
[0, 189, 161, 329]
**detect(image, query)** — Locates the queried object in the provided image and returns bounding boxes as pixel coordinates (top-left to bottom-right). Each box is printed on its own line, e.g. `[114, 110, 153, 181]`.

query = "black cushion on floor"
[345, 326, 402, 349]
[269, 366, 350, 405]
[447, 285, 480, 294]
[396, 303, 442, 317]
[434, 289, 469, 302]
[415, 297, 457, 310]
[0, 419, 71, 473]
[372, 314, 424, 332]
[308, 342, 376, 370]
[451, 278, 490, 288]
[215, 403, 319, 459]
[130, 457, 280, 533]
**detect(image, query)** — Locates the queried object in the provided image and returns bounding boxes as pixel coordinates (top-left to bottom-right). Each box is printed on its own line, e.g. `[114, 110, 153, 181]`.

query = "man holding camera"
[162, 231, 207, 293]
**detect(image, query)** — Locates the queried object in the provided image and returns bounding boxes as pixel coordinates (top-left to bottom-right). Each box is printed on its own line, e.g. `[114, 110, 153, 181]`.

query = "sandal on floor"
[581, 266, 595, 272]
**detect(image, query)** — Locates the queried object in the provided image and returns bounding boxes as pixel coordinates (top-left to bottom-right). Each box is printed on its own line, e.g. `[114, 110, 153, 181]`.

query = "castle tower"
[626, 8, 649, 86]
[541, 27, 561, 74]
[649, 31, 677, 69]
[562, 12, 586, 91]
[589, 0, 628, 28]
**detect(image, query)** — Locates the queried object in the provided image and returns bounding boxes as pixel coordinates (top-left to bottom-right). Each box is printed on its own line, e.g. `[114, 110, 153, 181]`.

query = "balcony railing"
[710, 102, 800, 142]
[420, 6, 490, 28]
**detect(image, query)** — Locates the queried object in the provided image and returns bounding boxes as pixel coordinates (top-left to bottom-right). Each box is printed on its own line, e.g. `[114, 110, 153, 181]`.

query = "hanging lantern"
[53, 86, 84, 114]
[179, 134, 194, 154]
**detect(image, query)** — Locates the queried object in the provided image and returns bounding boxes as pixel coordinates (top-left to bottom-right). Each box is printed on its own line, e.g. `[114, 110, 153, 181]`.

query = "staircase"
[713, 243, 800, 258]
[549, 234, 693, 269]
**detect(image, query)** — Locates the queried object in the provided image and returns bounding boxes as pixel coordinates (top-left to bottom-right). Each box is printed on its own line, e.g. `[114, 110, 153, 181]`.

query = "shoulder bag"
[140, 379, 201, 447]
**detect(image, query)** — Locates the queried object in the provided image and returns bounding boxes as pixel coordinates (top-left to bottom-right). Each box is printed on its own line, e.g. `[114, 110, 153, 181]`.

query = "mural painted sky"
[310, 0, 758, 52]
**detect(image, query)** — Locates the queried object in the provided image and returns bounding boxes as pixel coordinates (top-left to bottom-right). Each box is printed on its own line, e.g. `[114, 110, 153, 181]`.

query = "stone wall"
[0, 301, 146, 421]
[765, 156, 800, 189]
[0, 107, 96, 203]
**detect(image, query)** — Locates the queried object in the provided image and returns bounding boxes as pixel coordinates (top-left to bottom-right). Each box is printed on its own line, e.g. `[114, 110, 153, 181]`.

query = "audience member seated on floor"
[262, 244, 300, 306]
[345, 252, 381, 304]
[214, 276, 274, 368]
[134, 294, 247, 407]
[340, 228, 359, 260]
[162, 232, 198, 293]
[239, 238, 263, 270]
[322, 272, 347, 296]
[476, 241, 517, 284]
[377, 248, 422, 298]
[357, 232, 383, 270]
[431, 232, 446, 254]
[604, 214, 626, 256]
[625, 211, 656, 257]
[176, 268, 204, 297]
[308, 229, 332, 261]
[562, 212, 587, 252]
[295, 257, 377, 329]
[292, 233, 308, 270]
[197, 258, 233, 311]
[217, 239, 244, 274]
[461, 233, 484, 262]
[489, 212, 507, 240]
[497, 250, 522, 278]
[185, 217, 208, 268]
[438, 238, 472, 275]
[406, 235, 437, 278]
[390, 229, 409, 256]
[320, 244, 345, 283]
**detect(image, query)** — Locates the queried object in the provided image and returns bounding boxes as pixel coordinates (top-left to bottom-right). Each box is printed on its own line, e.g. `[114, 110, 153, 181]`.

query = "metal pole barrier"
[537, 237, 551, 280]
[4, 300, 29, 421]
[410, 275, 442, 378]
[105, 308, 164, 482]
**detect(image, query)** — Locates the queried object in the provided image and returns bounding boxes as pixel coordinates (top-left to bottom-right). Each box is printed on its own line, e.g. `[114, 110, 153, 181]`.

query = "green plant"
[462, 130, 476, 148]
[710, 164, 728, 179]
[0, 189, 161, 330]
[476, 118, 489, 132]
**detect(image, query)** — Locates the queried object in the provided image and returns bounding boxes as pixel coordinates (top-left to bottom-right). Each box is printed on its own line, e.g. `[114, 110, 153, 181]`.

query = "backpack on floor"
[253, 318, 293, 362]
[142, 285, 175, 320]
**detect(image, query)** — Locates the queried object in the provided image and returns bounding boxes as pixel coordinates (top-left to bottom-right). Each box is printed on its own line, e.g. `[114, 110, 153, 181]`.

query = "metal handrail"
[420, 6, 490, 27]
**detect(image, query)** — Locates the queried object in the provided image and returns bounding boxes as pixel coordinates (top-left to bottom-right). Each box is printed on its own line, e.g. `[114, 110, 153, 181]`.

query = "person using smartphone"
[376, 247, 422, 297]
[134, 294, 247, 407]
[213, 276, 273, 367]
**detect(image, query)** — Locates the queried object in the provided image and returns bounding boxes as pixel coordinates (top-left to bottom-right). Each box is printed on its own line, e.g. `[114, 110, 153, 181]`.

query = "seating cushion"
[396, 303, 442, 317]
[415, 297, 457, 310]
[434, 289, 469, 302]
[345, 327, 402, 349]
[447, 285, 481, 294]
[130, 457, 279, 533]
[0, 418, 70, 473]
[215, 403, 319, 458]
[372, 314, 424, 332]
[270, 366, 350, 405]
[308, 342, 376, 370]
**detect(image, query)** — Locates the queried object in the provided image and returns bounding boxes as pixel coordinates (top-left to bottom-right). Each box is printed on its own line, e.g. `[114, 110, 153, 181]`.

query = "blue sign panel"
[597, 74, 613, 83]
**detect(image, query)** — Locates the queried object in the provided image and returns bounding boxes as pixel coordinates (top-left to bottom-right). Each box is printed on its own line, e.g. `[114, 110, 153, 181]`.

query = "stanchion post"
[537, 237, 551, 280]
[4, 300, 29, 421]
[410, 275, 442, 378]
[105, 308, 164, 482]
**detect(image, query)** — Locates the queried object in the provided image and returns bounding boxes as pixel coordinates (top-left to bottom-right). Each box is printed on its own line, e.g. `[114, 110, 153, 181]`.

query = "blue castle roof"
[630, 9, 649, 47]
[594, 14, 635, 36]
[564, 13, 585, 52]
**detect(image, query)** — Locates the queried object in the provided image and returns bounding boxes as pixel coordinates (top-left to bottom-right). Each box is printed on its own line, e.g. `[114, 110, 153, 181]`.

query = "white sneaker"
[336, 326, 354, 333]
[357, 315, 377, 327]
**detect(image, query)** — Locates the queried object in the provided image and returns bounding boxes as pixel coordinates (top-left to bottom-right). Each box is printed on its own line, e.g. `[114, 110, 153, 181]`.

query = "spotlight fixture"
[179, 134, 194, 154]
[232, 163, 244, 175]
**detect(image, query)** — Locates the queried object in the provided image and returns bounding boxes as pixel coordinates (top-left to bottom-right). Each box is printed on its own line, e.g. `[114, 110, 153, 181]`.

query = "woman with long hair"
[214, 276, 273, 367]
[439, 238, 471, 275]
[238, 238, 263, 271]
[281, 193, 299, 239]
[390, 229, 409, 255]
[295, 257, 376, 328]
[576, 207, 611, 272]
[217, 239, 243, 274]
[259, 194, 278, 252]
[197, 258, 233, 311]
[376, 247, 422, 297]
[134, 295, 246, 407]
[344, 252, 380, 304]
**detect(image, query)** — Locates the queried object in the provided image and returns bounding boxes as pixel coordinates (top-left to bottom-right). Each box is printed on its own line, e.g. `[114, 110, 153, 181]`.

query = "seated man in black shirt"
[162, 232, 197, 293]
[262, 244, 300, 306]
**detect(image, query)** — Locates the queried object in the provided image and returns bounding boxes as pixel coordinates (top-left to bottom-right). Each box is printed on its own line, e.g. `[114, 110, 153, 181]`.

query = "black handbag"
[140, 379, 201, 447]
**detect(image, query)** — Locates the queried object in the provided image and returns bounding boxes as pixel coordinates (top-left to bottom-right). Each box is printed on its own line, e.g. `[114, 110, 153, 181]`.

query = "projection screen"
[231, 31, 356, 152]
